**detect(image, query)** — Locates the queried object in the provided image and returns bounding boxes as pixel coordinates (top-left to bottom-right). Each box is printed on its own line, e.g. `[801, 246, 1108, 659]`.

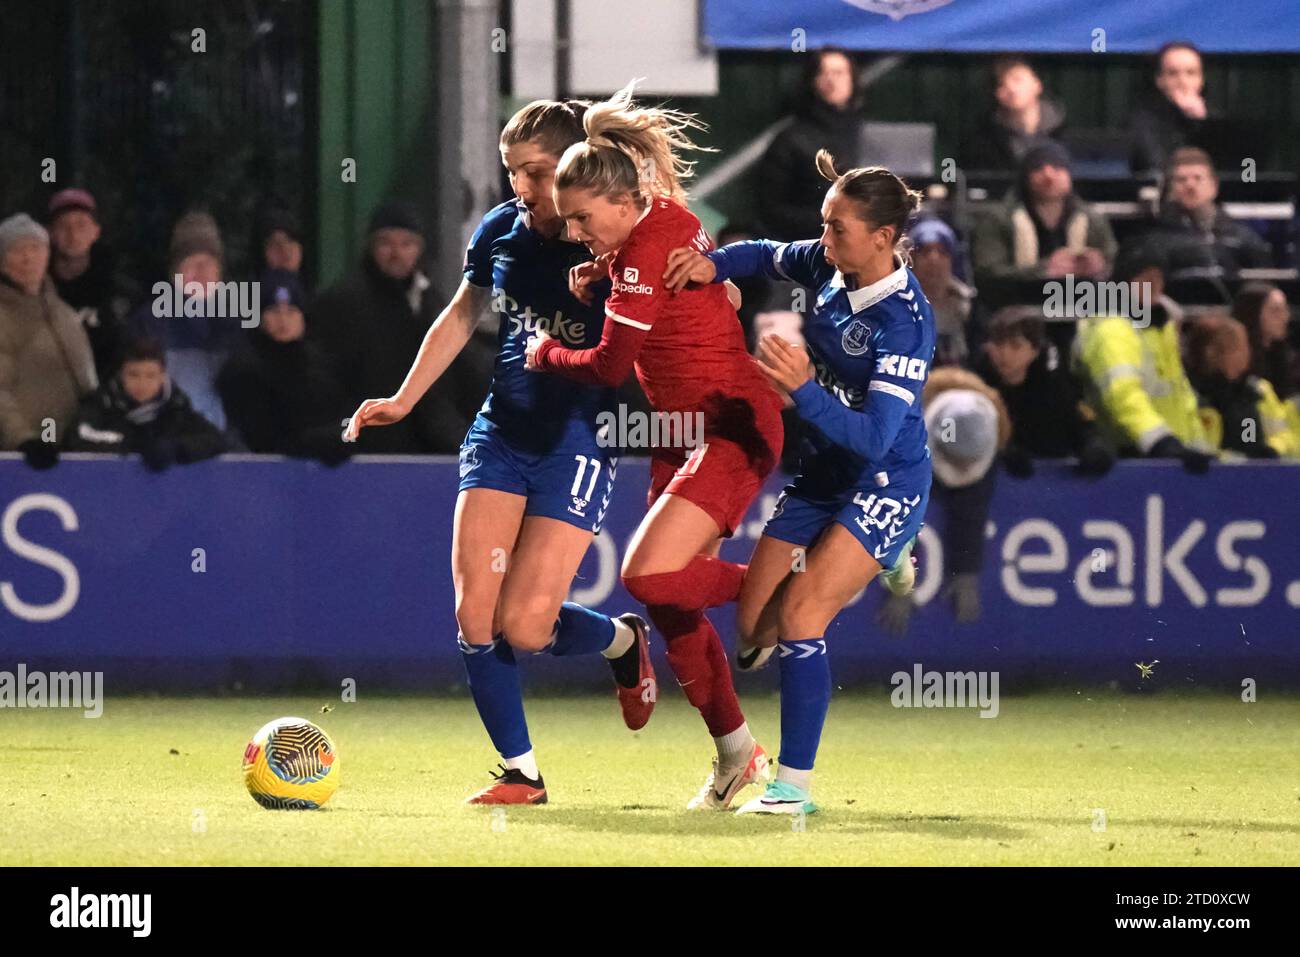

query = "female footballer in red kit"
[524, 81, 785, 809]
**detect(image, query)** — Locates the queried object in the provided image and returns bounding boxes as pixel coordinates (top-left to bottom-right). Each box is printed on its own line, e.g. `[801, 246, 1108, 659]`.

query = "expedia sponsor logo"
[614, 268, 655, 296]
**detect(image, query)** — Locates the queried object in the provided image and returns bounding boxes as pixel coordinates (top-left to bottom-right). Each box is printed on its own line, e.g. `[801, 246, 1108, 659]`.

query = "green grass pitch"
[2, 691, 1297, 866]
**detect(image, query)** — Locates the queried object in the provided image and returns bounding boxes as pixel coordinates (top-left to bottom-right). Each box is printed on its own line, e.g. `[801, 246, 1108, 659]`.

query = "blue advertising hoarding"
[701, 1, 1300, 53]
[0, 455, 1297, 690]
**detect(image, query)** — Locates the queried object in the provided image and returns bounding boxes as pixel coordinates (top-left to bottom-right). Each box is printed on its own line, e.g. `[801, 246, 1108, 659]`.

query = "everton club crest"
[842, 319, 872, 356]
[840, 0, 955, 21]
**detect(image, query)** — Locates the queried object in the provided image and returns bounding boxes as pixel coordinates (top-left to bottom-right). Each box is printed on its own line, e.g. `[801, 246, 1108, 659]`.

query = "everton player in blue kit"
[348, 101, 655, 806]
[664, 151, 932, 815]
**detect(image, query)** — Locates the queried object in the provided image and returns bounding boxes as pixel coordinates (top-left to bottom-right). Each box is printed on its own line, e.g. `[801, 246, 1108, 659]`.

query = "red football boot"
[611, 613, 656, 731]
[465, 765, 547, 805]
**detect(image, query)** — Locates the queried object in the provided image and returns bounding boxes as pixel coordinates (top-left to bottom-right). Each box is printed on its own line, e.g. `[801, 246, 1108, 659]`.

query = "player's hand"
[345, 396, 411, 441]
[662, 247, 717, 291]
[755, 333, 813, 395]
[524, 330, 553, 370]
[569, 254, 612, 305]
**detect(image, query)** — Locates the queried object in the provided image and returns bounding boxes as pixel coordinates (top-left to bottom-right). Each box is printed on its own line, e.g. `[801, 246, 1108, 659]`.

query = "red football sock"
[702, 624, 745, 737]
[646, 604, 745, 738]
[623, 557, 747, 612]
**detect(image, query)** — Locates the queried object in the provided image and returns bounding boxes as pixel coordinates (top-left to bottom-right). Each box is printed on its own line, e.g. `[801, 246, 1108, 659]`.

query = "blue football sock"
[546, 602, 615, 656]
[777, 638, 831, 772]
[459, 634, 531, 760]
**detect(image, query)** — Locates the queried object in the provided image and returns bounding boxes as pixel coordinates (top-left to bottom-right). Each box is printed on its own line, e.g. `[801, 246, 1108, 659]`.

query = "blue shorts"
[763, 474, 931, 568]
[457, 420, 618, 535]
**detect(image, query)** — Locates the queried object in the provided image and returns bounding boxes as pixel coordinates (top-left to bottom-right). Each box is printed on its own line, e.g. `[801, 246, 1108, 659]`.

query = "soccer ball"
[241, 716, 340, 809]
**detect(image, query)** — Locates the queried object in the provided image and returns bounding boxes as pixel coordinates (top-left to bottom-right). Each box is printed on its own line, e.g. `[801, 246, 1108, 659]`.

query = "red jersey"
[534, 199, 777, 419]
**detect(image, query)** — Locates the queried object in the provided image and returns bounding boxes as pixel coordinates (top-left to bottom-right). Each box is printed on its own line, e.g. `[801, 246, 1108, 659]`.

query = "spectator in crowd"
[46, 188, 137, 381]
[217, 269, 350, 462]
[255, 208, 308, 293]
[966, 57, 1067, 172]
[756, 47, 867, 241]
[0, 213, 98, 467]
[971, 142, 1117, 285]
[128, 210, 244, 433]
[1232, 282, 1298, 399]
[1149, 147, 1272, 278]
[910, 217, 975, 367]
[881, 367, 1012, 633]
[64, 336, 228, 469]
[1185, 314, 1300, 459]
[1130, 42, 1214, 175]
[1073, 242, 1215, 471]
[310, 200, 492, 454]
[975, 306, 1113, 474]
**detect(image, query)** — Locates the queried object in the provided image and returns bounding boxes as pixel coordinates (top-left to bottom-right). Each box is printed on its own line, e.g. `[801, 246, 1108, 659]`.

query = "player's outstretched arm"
[346, 279, 489, 440]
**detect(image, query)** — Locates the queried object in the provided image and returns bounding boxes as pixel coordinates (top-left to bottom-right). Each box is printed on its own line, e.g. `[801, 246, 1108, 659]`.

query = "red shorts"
[647, 395, 784, 537]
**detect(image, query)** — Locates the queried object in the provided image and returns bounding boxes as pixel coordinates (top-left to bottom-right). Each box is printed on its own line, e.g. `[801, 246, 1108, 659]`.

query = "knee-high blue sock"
[459, 634, 531, 759]
[546, 602, 615, 656]
[777, 638, 830, 773]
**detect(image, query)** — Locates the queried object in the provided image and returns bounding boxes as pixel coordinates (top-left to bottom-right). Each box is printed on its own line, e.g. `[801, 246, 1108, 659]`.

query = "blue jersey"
[463, 201, 618, 454]
[710, 239, 935, 497]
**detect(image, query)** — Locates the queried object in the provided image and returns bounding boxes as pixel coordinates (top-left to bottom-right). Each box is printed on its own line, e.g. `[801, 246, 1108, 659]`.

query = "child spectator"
[65, 336, 228, 470]
[1185, 314, 1300, 459]
[976, 307, 1113, 474]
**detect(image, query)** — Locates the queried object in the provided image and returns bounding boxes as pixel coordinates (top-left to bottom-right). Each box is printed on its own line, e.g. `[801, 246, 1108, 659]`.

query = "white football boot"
[686, 742, 770, 810]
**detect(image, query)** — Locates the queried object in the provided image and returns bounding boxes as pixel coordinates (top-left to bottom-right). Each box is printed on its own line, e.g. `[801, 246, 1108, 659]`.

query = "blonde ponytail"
[555, 79, 714, 205]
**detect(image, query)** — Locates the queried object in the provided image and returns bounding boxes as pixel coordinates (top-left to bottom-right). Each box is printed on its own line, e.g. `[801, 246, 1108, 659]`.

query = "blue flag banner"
[1, 456, 1297, 690]
[701, 0, 1300, 53]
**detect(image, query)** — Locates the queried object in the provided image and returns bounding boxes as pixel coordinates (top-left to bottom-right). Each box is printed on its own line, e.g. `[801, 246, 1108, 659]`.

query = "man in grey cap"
[0, 213, 99, 467]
